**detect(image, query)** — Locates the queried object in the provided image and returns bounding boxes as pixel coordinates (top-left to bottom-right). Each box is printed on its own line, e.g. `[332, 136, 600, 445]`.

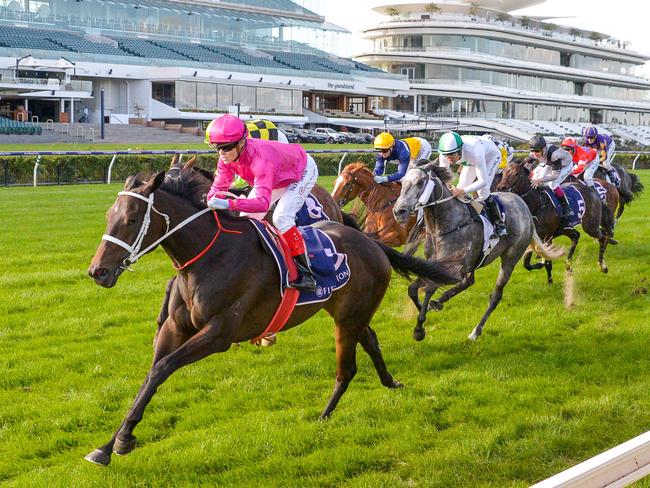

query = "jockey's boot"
[559, 195, 574, 225]
[282, 225, 317, 291]
[290, 252, 317, 291]
[485, 195, 507, 237]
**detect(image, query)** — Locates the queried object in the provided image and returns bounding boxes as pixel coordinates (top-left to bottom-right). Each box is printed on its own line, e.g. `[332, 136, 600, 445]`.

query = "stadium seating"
[0, 116, 42, 135]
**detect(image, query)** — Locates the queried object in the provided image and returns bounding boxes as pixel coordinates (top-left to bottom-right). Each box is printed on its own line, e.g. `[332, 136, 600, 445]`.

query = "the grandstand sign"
[327, 82, 355, 90]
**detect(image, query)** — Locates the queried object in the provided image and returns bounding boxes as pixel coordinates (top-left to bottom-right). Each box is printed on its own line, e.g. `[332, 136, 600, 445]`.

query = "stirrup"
[288, 274, 317, 290]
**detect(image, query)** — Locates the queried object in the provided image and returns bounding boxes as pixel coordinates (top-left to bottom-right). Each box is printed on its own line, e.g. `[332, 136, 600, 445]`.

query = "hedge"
[1, 151, 645, 187]
[1, 152, 377, 186]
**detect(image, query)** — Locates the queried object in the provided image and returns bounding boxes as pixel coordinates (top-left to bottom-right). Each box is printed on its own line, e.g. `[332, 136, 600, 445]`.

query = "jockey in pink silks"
[205, 114, 318, 290]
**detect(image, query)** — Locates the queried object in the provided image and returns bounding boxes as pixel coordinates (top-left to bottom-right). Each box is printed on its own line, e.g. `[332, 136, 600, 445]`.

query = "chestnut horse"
[331, 162, 418, 247]
[496, 159, 616, 283]
[85, 168, 457, 466]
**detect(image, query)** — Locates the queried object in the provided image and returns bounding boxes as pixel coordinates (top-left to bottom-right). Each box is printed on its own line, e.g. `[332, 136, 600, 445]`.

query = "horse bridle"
[337, 171, 359, 207]
[411, 168, 455, 209]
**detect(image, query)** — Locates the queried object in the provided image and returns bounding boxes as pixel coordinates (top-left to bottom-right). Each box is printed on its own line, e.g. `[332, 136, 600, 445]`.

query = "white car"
[314, 127, 346, 144]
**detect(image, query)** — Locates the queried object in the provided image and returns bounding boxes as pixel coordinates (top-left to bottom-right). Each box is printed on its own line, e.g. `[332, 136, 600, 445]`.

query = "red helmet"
[561, 137, 577, 150]
[205, 114, 247, 147]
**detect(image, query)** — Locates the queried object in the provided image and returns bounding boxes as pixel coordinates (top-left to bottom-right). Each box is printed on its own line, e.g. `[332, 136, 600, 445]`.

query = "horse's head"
[331, 162, 373, 207]
[393, 161, 452, 224]
[88, 171, 167, 288]
[497, 159, 532, 194]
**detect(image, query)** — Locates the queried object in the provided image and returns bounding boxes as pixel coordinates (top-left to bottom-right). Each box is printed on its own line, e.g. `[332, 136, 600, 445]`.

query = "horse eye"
[127, 218, 137, 225]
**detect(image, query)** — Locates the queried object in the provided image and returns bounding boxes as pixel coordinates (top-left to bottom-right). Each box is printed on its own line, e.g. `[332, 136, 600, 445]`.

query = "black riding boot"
[289, 253, 317, 291]
[485, 195, 507, 237]
[559, 195, 574, 225]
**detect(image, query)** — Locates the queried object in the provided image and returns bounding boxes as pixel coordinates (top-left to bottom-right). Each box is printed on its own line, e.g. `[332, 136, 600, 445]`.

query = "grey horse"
[393, 162, 564, 341]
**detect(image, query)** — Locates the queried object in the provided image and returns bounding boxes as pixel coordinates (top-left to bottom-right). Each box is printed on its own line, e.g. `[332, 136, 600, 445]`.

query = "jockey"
[583, 126, 617, 177]
[561, 136, 599, 188]
[528, 135, 575, 222]
[205, 119, 289, 191]
[481, 134, 513, 175]
[372, 132, 432, 184]
[437, 131, 507, 237]
[205, 114, 318, 290]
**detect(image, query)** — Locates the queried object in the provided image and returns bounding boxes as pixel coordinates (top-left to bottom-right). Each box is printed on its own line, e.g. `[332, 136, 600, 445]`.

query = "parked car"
[281, 127, 306, 143]
[302, 129, 328, 143]
[346, 132, 368, 144]
[314, 127, 346, 144]
[280, 128, 299, 143]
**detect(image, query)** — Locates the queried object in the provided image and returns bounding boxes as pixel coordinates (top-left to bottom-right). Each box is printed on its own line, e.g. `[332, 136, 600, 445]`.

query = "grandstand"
[356, 1, 650, 145]
[0, 0, 408, 135]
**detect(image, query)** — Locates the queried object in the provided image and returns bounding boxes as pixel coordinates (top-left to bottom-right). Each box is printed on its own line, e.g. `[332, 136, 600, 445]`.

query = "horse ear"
[144, 171, 166, 194]
[169, 154, 179, 169]
[183, 155, 197, 170]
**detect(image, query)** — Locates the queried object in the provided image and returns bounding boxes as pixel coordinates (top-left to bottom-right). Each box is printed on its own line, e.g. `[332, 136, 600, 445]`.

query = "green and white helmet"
[438, 131, 463, 155]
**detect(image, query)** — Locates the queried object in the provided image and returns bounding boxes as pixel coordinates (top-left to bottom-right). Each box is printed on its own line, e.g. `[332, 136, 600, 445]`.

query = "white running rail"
[531, 431, 650, 488]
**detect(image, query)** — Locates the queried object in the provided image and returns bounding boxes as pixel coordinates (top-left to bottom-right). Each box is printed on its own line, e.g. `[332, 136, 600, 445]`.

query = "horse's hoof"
[113, 436, 137, 456]
[412, 327, 426, 342]
[547, 280, 553, 286]
[608, 238, 618, 245]
[467, 330, 479, 341]
[428, 300, 444, 311]
[84, 449, 111, 466]
[390, 380, 404, 389]
[601, 266, 609, 274]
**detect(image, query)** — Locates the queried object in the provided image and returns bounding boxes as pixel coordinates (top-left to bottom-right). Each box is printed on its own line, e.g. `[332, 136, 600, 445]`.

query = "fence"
[0, 149, 648, 188]
[0, 149, 376, 187]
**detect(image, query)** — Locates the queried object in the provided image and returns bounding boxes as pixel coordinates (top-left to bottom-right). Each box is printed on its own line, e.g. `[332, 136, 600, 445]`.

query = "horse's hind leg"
[468, 262, 514, 341]
[598, 236, 609, 274]
[523, 250, 546, 272]
[321, 323, 359, 419]
[544, 260, 553, 285]
[358, 326, 402, 389]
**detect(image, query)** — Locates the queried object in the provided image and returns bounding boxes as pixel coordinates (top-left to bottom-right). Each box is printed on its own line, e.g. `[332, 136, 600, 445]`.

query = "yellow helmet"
[374, 132, 395, 150]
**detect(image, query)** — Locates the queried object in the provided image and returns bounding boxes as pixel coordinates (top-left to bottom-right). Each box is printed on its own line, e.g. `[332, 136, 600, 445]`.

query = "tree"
[496, 12, 510, 22]
[425, 3, 441, 14]
[133, 103, 145, 119]
[520, 16, 531, 29]
[468, 3, 479, 16]
[569, 27, 581, 40]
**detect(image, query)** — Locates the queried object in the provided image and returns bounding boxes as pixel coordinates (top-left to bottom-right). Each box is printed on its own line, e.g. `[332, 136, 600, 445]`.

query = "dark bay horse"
[331, 162, 418, 247]
[496, 160, 614, 283]
[594, 163, 644, 220]
[393, 163, 564, 341]
[85, 168, 458, 466]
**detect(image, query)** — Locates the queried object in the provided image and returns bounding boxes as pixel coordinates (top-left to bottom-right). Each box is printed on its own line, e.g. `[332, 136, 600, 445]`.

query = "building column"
[70, 97, 74, 122]
[413, 94, 418, 115]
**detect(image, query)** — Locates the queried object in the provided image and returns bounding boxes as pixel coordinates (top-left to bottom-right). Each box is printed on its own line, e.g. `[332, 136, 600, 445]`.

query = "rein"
[102, 190, 241, 270]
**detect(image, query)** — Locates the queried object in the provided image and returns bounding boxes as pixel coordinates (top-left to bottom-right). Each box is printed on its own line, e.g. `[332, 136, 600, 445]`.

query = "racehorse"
[496, 159, 614, 284]
[331, 162, 419, 247]
[593, 162, 644, 220]
[393, 162, 564, 341]
[85, 167, 458, 466]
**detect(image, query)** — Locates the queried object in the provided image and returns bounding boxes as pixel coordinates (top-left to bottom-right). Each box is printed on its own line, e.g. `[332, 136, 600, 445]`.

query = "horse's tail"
[530, 228, 565, 261]
[373, 240, 459, 286]
[629, 172, 644, 198]
[617, 184, 634, 206]
[340, 211, 361, 230]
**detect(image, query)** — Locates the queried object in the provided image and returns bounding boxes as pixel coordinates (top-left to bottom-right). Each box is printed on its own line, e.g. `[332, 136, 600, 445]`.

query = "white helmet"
[437, 131, 463, 167]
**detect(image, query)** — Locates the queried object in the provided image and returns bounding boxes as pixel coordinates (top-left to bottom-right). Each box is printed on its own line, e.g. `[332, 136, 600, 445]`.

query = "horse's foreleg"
[523, 249, 545, 272]
[321, 323, 359, 419]
[154, 277, 176, 347]
[407, 278, 424, 311]
[414, 281, 437, 341]
[544, 260, 553, 285]
[358, 326, 402, 389]
[429, 272, 475, 311]
[561, 229, 581, 272]
[468, 263, 514, 341]
[86, 320, 232, 466]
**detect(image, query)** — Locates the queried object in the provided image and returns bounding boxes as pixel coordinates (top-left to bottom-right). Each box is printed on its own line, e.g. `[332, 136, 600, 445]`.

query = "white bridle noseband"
[101, 191, 172, 268]
[412, 168, 455, 209]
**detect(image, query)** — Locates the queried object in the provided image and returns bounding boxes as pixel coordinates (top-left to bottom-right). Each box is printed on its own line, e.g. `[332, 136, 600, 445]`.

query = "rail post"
[107, 154, 117, 184]
[33, 155, 41, 187]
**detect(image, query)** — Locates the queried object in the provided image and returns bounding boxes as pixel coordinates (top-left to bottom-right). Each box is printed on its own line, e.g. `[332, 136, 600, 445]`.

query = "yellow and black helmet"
[246, 119, 280, 141]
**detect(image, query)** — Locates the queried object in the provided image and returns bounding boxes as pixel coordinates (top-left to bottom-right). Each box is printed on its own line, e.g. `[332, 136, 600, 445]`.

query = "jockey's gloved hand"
[207, 197, 230, 210]
[373, 175, 389, 184]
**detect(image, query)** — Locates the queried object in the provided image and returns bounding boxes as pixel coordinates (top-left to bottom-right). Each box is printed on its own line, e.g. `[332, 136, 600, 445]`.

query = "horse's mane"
[346, 162, 372, 174]
[125, 169, 212, 209]
[427, 162, 453, 184]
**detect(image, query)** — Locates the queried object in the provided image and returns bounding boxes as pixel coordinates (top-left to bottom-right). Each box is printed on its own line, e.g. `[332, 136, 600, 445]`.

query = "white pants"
[604, 141, 616, 170]
[242, 154, 318, 233]
[533, 164, 573, 190]
[412, 139, 432, 164]
[458, 155, 499, 201]
[582, 156, 600, 187]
